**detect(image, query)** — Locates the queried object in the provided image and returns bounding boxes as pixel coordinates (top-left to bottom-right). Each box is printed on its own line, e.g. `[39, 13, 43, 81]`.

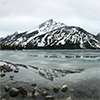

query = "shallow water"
[0, 50, 100, 100]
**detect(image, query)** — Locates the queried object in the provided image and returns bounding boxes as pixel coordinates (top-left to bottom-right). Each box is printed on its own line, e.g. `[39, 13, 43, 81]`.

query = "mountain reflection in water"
[29, 65, 84, 81]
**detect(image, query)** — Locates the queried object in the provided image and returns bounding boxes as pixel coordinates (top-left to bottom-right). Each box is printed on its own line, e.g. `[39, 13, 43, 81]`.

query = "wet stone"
[20, 87, 28, 97]
[8, 68, 13, 72]
[9, 87, 19, 97]
[5, 85, 10, 92]
[1, 98, 6, 100]
[77, 90, 82, 94]
[16, 86, 22, 90]
[14, 69, 19, 73]
[61, 85, 68, 92]
[66, 96, 73, 100]
[42, 91, 48, 97]
[29, 86, 34, 92]
[0, 73, 5, 77]
[34, 87, 41, 92]
[53, 86, 59, 93]
[31, 83, 37, 86]
[3, 69, 7, 73]
[33, 91, 40, 99]
[10, 76, 14, 80]
[45, 95, 54, 100]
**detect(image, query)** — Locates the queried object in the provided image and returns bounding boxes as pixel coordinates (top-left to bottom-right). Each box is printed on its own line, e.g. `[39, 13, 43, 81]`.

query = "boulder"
[33, 91, 40, 99]
[5, 85, 10, 92]
[9, 88, 19, 97]
[45, 95, 54, 100]
[20, 87, 28, 96]
[61, 85, 68, 92]
[53, 86, 59, 92]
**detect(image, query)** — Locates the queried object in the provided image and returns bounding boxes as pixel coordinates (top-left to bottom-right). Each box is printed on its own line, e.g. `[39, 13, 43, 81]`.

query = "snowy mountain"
[1, 19, 100, 49]
[97, 33, 100, 41]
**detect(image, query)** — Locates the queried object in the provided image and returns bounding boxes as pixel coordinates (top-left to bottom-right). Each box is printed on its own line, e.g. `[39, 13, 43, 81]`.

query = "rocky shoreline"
[0, 64, 70, 100]
[0, 63, 100, 100]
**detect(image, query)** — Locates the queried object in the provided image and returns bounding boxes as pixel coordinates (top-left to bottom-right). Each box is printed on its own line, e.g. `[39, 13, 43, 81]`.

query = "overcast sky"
[0, 0, 100, 37]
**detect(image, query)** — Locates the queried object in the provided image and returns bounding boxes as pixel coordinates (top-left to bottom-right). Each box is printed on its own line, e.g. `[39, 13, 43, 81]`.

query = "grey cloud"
[0, 0, 100, 37]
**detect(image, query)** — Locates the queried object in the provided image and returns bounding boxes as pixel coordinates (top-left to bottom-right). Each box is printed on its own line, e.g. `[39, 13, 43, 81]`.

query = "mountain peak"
[37, 19, 65, 32]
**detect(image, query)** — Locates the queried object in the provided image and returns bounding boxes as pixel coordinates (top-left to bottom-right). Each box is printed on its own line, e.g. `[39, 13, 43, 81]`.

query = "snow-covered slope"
[1, 19, 100, 49]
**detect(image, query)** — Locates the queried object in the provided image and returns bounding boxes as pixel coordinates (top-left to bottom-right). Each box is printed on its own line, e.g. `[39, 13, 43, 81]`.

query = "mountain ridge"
[0, 19, 100, 49]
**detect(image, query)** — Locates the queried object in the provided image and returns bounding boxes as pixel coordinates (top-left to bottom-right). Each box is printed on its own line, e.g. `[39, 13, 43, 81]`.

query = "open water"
[0, 50, 100, 100]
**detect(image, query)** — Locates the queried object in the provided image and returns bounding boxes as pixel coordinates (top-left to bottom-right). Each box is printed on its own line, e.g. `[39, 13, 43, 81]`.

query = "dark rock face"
[9, 88, 19, 97]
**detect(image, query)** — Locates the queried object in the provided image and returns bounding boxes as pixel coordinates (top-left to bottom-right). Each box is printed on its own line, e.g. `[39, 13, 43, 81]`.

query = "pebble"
[45, 95, 54, 100]
[61, 85, 68, 92]
[42, 91, 48, 96]
[66, 96, 73, 100]
[5, 85, 10, 92]
[53, 86, 59, 92]
[31, 83, 37, 86]
[16, 85, 22, 90]
[14, 69, 19, 73]
[2, 98, 6, 100]
[10, 76, 14, 80]
[33, 91, 40, 99]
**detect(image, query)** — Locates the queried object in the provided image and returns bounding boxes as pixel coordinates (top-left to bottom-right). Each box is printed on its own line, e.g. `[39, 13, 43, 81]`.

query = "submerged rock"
[29, 86, 34, 92]
[16, 86, 22, 90]
[66, 96, 73, 100]
[1, 98, 6, 100]
[20, 87, 28, 97]
[42, 91, 48, 96]
[5, 85, 10, 92]
[3, 69, 7, 73]
[10, 76, 14, 80]
[9, 88, 19, 97]
[31, 83, 37, 86]
[14, 69, 19, 73]
[0, 73, 5, 77]
[61, 85, 68, 92]
[53, 86, 59, 92]
[45, 95, 54, 100]
[33, 91, 40, 99]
